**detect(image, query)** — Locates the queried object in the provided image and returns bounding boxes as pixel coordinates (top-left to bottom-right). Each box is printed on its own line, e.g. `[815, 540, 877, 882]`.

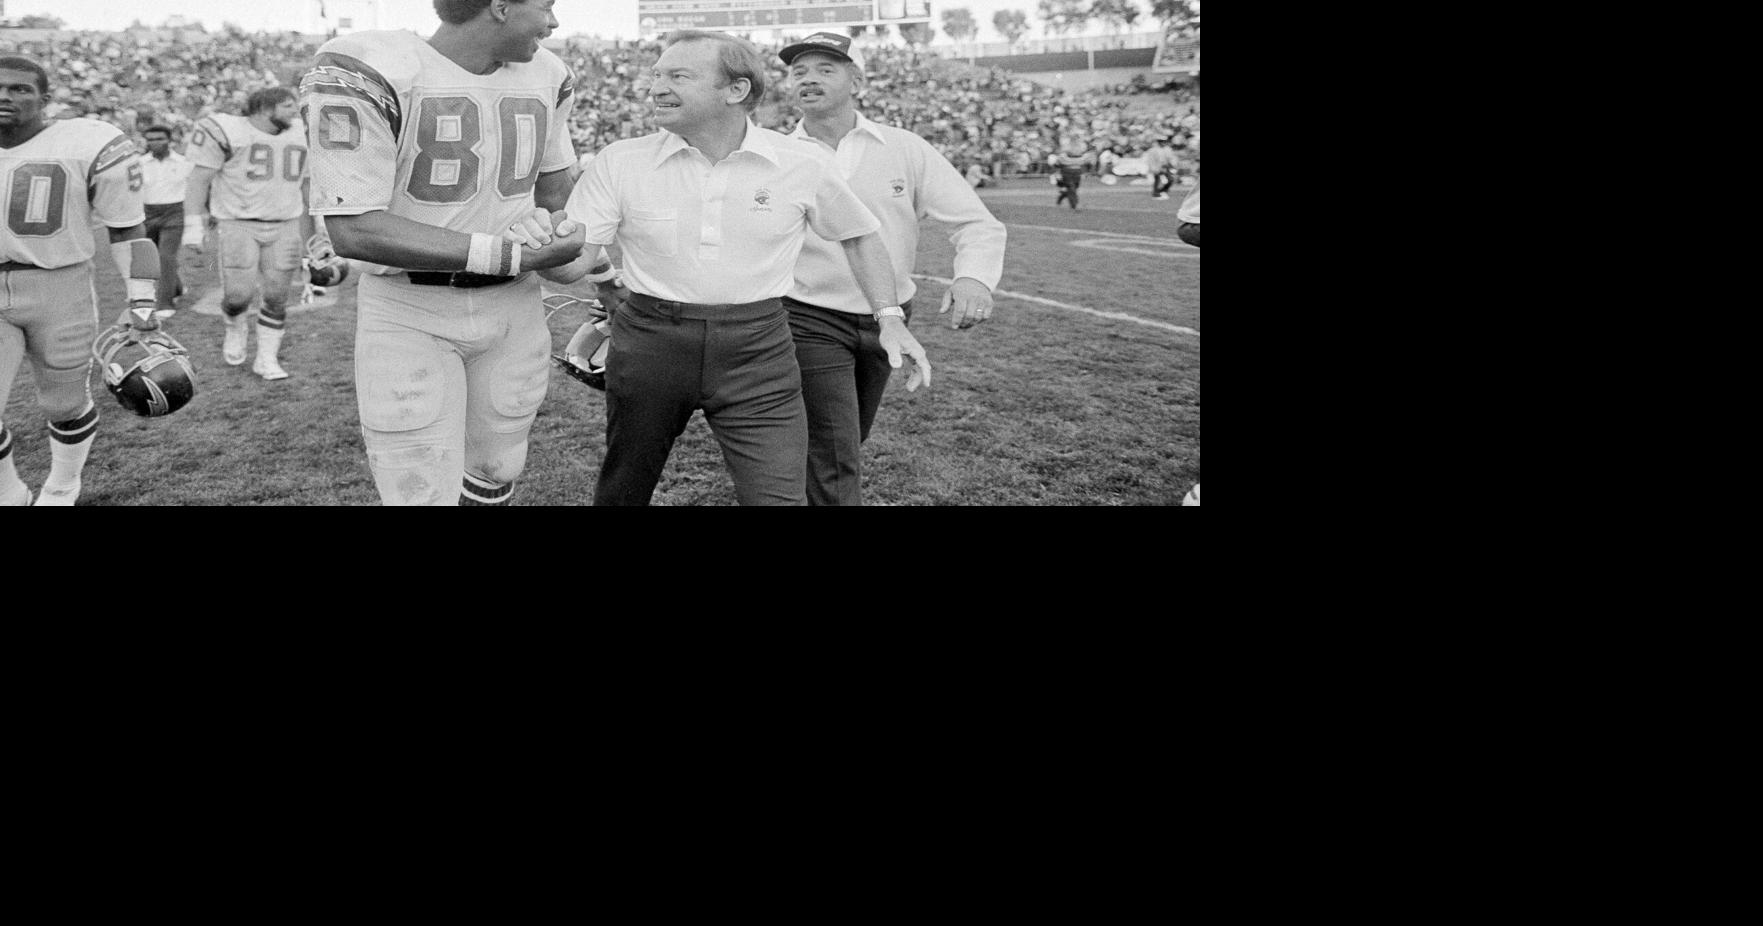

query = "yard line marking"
[1003, 223, 1195, 245]
[1070, 237, 1199, 259]
[911, 274, 1199, 337]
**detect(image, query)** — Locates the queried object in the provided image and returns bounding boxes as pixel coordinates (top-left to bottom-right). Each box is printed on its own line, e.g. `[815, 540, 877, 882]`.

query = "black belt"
[625, 290, 781, 321]
[0, 261, 44, 273]
[406, 271, 520, 288]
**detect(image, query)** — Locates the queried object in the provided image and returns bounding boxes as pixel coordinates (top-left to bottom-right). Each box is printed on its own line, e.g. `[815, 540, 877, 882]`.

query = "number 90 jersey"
[299, 30, 577, 274]
[186, 112, 309, 221]
[0, 120, 145, 269]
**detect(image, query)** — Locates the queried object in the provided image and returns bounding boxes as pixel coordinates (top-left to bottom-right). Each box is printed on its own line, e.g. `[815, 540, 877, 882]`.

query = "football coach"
[780, 32, 1006, 505]
[541, 30, 923, 505]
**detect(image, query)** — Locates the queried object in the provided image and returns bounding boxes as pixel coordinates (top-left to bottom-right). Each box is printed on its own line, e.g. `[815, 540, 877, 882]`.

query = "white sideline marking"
[911, 274, 1199, 337]
[1005, 223, 1196, 246]
[1071, 238, 1199, 259]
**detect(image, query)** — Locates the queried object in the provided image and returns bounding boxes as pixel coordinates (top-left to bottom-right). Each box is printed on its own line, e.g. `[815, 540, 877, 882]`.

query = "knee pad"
[466, 435, 529, 488]
[36, 364, 93, 421]
[363, 437, 459, 507]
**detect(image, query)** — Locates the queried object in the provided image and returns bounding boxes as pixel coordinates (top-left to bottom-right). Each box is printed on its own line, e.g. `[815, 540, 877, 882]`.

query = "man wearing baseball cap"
[778, 31, 1007, 506]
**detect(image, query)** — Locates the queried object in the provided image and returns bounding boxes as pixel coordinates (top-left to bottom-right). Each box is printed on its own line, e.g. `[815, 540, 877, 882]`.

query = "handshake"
[503, 207, 587, 275]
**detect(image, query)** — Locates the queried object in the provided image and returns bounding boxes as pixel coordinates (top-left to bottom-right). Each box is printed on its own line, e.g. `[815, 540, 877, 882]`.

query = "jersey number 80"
[319, 96, 549, 205]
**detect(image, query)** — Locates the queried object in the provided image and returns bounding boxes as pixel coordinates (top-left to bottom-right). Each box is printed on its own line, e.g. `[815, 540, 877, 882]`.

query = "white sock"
[40, 403, 99, 501]
[256, 322, 284, 363]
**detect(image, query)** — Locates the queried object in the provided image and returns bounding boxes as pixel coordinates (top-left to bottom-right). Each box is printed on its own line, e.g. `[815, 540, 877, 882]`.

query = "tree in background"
[899, 22, 933, 45]
[1091, 0, 1144, 34]
[1151, 0, 1201, 35]
[941, 7, 980, 43]
[994, 8, 1031, 44]
[1036, 0, 1088, 36]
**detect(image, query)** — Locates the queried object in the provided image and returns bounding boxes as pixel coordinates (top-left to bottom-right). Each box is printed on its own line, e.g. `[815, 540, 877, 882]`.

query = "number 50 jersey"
[299, 30, 577, 275]
[0, 120, 144, 269]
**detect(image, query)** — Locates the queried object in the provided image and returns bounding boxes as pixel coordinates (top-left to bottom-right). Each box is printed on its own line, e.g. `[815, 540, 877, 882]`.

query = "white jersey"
[0, 119, 144, 269]
[299, 30, 578, 275]
[186, 112, 309, 221]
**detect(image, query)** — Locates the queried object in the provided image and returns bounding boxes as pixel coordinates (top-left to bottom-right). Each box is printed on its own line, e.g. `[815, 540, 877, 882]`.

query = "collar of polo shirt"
[790, 110, 889, 146]
[656, 121, 782, 167]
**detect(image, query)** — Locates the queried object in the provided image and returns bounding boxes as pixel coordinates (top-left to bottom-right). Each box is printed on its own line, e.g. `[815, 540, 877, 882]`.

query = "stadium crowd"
[1, 27, 1198, 181]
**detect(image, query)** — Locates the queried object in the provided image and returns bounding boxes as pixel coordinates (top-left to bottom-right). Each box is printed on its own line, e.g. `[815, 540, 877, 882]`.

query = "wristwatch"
[876, 306, 906, 320]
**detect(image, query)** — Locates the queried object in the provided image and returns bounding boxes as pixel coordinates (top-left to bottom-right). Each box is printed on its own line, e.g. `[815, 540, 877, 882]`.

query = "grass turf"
[3, 179, 1198, 505]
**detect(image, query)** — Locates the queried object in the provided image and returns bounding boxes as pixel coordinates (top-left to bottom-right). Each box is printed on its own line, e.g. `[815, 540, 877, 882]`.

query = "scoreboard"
[638, 1, 931, 35]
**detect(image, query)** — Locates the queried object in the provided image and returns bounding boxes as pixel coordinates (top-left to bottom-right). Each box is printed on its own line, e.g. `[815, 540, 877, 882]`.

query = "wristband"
[585, 261, 618, 283]
[505, 237, 521, 276]
[876, 306, 906, 320]
[465, 233, 496, 275]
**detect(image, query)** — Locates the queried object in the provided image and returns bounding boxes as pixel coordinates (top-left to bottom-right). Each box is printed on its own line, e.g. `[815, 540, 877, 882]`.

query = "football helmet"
[93, 323, 198, 417]
[544, 294, 610, 391]
[305, 234, 350, 287]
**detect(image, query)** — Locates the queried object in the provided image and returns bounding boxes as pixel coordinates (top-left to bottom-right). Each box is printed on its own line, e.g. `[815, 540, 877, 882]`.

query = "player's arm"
[299, 177, 318, 244]
[916, 142, 1006, 329]
[182, 165, 217, 252]
[525, 156, 617, 285]
[88, 135, 162, 329]
[107, 225, 163, 328]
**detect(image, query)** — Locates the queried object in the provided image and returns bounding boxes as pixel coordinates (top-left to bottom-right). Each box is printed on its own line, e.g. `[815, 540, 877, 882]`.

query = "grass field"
[3, 177, 1198, 505]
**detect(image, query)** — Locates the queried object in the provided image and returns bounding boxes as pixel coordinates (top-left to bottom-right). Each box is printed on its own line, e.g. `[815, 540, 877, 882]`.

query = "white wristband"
[585, 262, 618, 283]
[876, 306, 906, 320]
[507, 238, 521, 276]
[466, 233, 500, 275]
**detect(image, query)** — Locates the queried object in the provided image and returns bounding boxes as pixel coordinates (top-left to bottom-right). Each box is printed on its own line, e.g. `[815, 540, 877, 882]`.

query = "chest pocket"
[623, 207, 677, 258]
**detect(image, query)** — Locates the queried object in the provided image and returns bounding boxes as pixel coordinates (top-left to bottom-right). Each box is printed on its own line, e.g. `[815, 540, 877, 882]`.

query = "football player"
[779, 33, 1007, 506]
[1051, 141, 1090, 210]
[0, 55, 164, 506]
[299, 0, 584, 506]
[183, 86, 314, 381]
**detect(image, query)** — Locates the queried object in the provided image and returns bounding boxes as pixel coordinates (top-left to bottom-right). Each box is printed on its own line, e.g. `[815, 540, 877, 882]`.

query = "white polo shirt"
[787, 112, 1006, 316]
[566, 123, 880, 305]
[139, 149, 192, 206]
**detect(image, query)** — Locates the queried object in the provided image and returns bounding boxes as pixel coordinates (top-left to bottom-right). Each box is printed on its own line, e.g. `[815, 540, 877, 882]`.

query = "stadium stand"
[1, 28, 1197, 184]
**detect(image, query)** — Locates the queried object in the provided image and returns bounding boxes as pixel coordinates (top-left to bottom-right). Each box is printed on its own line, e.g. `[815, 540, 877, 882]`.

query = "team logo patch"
[890, 179, 906, 196]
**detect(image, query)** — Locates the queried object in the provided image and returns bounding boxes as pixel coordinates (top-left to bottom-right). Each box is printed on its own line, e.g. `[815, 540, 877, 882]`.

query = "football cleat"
[93, 323, 198, 417]
[305, 234, 350, 287]
[552, 319, 610, 391]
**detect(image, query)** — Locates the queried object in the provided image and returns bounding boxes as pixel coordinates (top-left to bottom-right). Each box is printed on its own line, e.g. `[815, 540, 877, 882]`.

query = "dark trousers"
[1056, 176, 1080, 209]
[785, 297, 913, 506]
[594, 291, 807, 506]
[1153, 171, 1175, 197]
[142, 203, 184, 310]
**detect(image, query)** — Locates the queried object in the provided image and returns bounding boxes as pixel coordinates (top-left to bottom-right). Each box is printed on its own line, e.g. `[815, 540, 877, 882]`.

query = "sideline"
[910, 274, 1199, 337]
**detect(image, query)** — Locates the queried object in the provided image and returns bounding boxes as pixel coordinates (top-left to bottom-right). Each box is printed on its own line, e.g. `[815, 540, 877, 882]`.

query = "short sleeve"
[185, 117, 229, 171]
[565, 150, 621, 247]
[540, 69, 578, 174]
[89, 133, 146, 229]
[804, 159, 879, 242]
[301, 52, 403, 215]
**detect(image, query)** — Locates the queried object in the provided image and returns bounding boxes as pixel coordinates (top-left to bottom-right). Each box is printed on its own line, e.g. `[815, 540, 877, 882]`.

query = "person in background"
[137, 124, 191, 317]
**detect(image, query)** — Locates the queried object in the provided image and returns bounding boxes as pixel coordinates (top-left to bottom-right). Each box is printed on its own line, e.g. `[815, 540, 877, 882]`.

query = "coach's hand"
[506, 207, 557, 247]
[940, 276, 993, 330]
[520, 210, 585, 271]
[879, 317, 931, 392]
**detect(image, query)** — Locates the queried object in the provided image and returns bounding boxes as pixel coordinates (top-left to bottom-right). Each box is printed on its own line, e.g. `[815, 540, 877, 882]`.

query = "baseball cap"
[779, 32, 867, 74]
